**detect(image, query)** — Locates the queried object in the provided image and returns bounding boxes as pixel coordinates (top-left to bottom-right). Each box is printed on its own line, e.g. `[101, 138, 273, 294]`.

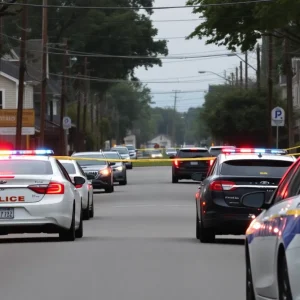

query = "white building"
[147, 134, 172, 148]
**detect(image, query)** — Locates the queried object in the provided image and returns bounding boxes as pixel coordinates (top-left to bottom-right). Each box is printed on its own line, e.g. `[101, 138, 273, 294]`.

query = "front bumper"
[91, 175, 111, 189]
[0, 196, 73, 234]
[112, 168, 126, 182]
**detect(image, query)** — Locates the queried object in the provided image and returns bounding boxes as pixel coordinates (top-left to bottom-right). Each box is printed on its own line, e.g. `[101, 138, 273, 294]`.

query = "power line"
[4, 1, 273, 10]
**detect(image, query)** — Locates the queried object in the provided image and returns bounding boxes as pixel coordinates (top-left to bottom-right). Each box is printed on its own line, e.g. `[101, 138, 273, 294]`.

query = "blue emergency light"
[0, 149, 54, 155]
[222, 148, 287, 155]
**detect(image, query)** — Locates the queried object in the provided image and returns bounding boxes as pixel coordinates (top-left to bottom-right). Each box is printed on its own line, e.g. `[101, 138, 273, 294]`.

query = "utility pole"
[16, 0, 28, 149]
[39, 0, 48, 147]
[235, 67, 239, 86]
[267, 35, 273, 148]
[82, 57, 89, 136]
[0, 17, 3, 54]
[59, 39, 68, 156]
[76, 75, 82, 151]
[245, 51, 248, 89]
[239, 61, 243, 87]
[231, 72, 234, 85]
[172, 90, 179, 147]
[256, 44, 261, 91]
[285, 37, 294, 148]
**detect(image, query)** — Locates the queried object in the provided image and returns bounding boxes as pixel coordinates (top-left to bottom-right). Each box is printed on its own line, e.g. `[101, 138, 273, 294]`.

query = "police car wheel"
[278, 252, 293, 300]
[59, 204, 76, 241]
[246, 246, 255, 300]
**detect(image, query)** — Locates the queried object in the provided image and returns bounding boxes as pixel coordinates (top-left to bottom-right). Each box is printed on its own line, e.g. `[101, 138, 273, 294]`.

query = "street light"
[198, 71, 231, 83]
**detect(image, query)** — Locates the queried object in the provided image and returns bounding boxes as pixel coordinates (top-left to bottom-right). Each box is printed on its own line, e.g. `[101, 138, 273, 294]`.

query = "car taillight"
[28, 182, 65, 194]
[174, 159, 179, 167]
[88, 184, 93, 190]
[209, 180, 236, 191]
[75, 184, 83, 189]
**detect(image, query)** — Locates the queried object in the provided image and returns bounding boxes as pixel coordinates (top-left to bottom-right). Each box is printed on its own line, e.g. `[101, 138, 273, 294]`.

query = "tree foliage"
[201, 85, 283, 146]
[0, 1, 21, 17]
[186, 0, 300, 51]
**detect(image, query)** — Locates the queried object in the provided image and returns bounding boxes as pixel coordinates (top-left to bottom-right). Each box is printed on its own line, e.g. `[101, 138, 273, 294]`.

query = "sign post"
[271, 107, 285, 148]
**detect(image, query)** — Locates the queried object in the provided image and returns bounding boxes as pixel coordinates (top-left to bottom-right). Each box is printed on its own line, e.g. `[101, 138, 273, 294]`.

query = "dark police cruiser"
[192, 148, 295, 243]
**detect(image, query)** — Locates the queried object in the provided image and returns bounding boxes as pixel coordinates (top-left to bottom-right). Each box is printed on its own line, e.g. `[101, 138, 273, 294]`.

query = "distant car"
[0, 149, 83, 241]
[171, 147, 214, 183]
[71, 152, 114, 193]
[192, 148, 296, 243]
[59, 159, 94, 220]
[103, 151, 127, 185]
[111, 146, 133, 169]
[165, 148, 177, 157]
[208, 146, 236, 157]
[149, 150, 163, 158]
[125, 144, 137, 160]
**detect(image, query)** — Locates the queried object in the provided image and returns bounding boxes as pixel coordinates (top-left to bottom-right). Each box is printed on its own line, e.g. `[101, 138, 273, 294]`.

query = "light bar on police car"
[0, 149, 54, 155]
[222, 148, 287, 155]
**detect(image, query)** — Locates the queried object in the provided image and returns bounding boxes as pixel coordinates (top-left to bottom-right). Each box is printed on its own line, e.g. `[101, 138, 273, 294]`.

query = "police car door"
[254, 160, 300, 299]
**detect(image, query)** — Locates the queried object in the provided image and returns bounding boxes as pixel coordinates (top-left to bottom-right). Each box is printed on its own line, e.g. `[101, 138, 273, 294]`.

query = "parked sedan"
[103, 151, 127, 185]
[59, 159, 94, 220]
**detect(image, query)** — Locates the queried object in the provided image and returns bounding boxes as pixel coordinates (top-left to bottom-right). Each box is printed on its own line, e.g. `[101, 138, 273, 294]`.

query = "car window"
[207, 158, 217, 177]
[220, 159, 293, 177]
[73, 154, 107, 166]
[126, 145, 135, 151]
[111, 148, 128, 154]
[103, 152, 121, 159]
[76, 162, 86, 177]
[177, 149, 210, 158]
[60, 162, 76, 174]
[56, 160, 73, 183]
[0, 160, 53, 175]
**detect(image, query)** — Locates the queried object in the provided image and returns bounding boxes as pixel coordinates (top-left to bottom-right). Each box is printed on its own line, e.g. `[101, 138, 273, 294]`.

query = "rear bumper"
[0, 197, 73, 234]
[202, 210, 257, 235]
[174, 168, 208, 179]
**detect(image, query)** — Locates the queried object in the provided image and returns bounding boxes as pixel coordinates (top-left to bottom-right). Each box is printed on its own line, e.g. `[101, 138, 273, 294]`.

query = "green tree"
[186, 0, 300, 51]
[201, 85, 284, 146]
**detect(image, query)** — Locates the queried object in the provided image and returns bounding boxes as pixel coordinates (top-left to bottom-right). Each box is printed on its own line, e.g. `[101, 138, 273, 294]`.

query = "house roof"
[0, 59, 32, 82]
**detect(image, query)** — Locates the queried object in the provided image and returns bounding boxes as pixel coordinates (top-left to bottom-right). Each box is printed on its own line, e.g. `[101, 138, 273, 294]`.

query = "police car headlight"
[115, 166, 123, 171]
[99, 168, 110, 176]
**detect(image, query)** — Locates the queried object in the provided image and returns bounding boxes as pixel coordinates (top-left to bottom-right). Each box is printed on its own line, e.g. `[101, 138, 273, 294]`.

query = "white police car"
[0, 150, 84, 241]
[243, 156, 300, 300]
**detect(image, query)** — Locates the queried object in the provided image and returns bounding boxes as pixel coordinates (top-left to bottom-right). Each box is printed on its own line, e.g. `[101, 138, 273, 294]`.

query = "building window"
[0, 90, 4, 109]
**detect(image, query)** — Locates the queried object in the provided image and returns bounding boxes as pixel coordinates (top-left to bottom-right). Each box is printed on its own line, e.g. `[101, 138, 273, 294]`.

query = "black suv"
[171, 148, 213, 183]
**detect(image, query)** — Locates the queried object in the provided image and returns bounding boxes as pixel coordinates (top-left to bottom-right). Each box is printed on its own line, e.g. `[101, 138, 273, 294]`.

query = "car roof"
[209, 146, 235, 149]
[103, 151, 119, 154]
[0, 155, 51, 161]
[219, 153, 296, 163]
[112, 146, 127, 149]
[72, 152, 104, 156]
[59, 159, 77, 164]
[179, 147, 208, 151]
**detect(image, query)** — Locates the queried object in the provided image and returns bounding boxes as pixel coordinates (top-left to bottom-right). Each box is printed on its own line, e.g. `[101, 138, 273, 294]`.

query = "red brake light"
[240, 148, 252, 153]
[209, 180, 236, 191]
[75, 184, 83, 189]
[28, 182, 64, 194]
[174, 159, 179, 167]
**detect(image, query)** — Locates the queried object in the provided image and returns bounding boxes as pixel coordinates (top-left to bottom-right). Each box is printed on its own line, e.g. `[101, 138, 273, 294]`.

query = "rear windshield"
[0, 160, 53, 175]
[209, 149, 223, 156]
[111, 148, 128, 154]
[220, 159, 293, 177]
[61, 163, 76, 174]
[178, 149, 210, 158]
[103, 152, 120, 159]
[73, 155, 106, 166]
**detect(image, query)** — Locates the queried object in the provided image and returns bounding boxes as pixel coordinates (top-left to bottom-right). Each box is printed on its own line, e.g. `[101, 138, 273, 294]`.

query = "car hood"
[80, 165, 107, 171]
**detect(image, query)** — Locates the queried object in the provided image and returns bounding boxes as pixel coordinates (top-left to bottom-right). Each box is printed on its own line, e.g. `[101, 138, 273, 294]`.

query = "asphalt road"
[0, 167, 245, 300]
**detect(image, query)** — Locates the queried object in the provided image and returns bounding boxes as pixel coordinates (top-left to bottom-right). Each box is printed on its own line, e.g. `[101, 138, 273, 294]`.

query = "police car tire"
[75, 206, 83, 238]
[172, 175, 178, 183]
[278, 252, 293, 300]
[83, 197, 90, 220]
[246, 246, 255, 300]
[59, 205, 76, 241]
[89, 197, 94, 218]
[105, 184, 114, 193]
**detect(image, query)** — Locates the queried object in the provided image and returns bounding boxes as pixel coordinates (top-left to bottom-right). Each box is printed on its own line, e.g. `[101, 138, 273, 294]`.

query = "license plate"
[191, 162, 198, 165]
[0, 208, 14, 219]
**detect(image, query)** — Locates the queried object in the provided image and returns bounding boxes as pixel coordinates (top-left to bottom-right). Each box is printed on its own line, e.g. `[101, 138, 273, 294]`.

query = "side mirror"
[109, 162, 116, 166]
[241, 191, 268, 209]
[191, 173, 203, 182]
[74, 176, 85, 186]
[169, 155, 175, 159]
[86, 174, 95, 180]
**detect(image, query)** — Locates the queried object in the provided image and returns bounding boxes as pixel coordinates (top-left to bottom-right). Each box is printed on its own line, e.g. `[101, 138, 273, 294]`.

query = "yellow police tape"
[54, 156, 216, 162]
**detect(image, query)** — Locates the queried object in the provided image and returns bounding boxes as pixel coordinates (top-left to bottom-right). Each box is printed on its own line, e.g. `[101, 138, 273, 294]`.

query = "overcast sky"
[135, 0, 257, 112]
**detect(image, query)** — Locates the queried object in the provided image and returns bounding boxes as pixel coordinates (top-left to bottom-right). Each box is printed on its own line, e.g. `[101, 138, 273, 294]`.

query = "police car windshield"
[111, 148, 128, 154]
[220, 159, 293, 177]
[61, 163, 76, 174]
[74, 155, 106, 166]
[0, 160, 53, 174]
[178, 149, 210, 158]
